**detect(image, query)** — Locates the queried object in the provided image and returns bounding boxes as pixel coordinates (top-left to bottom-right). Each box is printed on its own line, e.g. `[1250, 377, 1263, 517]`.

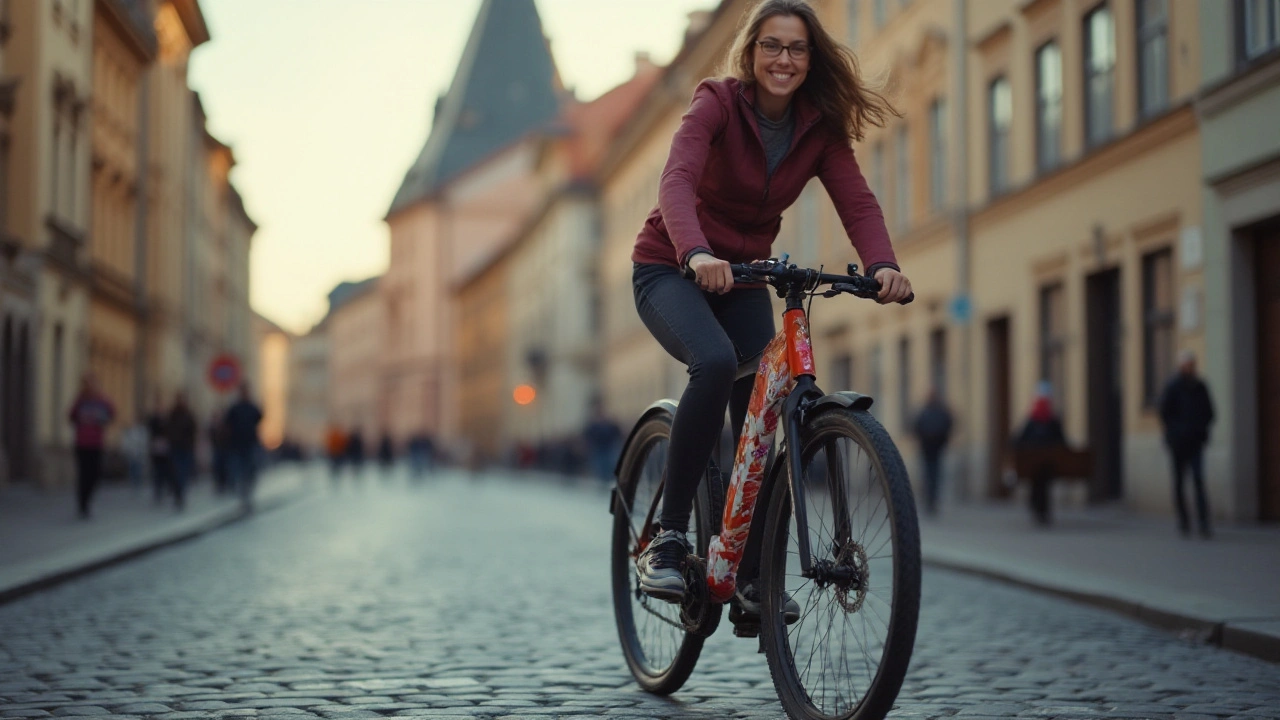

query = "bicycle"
[610, 257, 921, 720]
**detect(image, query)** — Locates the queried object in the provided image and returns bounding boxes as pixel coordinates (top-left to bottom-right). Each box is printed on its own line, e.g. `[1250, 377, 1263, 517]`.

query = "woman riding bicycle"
[631, 0, 913, 607]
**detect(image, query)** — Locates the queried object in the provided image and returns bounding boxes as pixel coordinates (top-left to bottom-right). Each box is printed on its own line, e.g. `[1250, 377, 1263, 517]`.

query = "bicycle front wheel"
[610, 409, 722, 695]
[760, 406, 921, 720]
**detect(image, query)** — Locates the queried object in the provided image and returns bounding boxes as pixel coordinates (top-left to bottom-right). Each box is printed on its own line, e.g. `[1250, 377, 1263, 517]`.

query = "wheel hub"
[809, 542, 869, 613]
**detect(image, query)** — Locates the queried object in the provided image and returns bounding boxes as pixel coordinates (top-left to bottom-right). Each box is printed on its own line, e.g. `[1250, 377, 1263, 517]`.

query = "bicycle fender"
[610, 398, 679, 515]
[810, 390, 875, 413]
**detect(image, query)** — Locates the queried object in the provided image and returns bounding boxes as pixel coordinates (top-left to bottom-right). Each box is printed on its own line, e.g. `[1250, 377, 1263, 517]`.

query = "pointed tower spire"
[387, 0, 561, 216]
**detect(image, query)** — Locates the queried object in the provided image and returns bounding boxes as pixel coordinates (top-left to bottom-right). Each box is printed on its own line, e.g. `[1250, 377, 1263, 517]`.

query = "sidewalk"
[0, 463, 314, 603]
[920, 500, 1280, 663]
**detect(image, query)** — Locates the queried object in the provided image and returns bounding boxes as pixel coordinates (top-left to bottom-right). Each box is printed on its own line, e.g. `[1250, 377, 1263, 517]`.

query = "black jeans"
[633, 262, 775, 533]
[1171, 444, 1210, 534]
[75, 448, 103, 518]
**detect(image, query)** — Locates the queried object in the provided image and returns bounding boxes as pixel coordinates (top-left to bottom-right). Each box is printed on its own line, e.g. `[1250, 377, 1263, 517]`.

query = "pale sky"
[188, 0, 718, 335]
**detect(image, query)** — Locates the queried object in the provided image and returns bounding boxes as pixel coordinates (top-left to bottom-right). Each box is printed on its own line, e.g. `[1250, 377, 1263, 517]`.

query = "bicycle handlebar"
[682, 258, 915, 305]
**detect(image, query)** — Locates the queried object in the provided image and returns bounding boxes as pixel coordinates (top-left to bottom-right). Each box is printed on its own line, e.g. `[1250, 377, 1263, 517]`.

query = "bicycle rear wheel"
[610, 409, 722, 695]
[760, 407, 921, 720]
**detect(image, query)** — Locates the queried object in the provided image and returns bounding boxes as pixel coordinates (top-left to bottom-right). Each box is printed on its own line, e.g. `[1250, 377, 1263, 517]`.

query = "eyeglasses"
[756, 40, 810, 60]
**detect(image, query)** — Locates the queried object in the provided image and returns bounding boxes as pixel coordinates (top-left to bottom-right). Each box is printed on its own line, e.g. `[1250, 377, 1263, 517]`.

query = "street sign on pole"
[208, 353, 242, 393]
[949, 294, 972, 325]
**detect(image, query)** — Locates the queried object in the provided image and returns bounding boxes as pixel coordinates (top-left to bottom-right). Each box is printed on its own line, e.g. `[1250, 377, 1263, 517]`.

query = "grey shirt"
[755, 104, 795, 179]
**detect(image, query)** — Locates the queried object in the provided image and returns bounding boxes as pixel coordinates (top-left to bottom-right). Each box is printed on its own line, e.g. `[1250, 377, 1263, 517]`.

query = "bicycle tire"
[759, 406, 921, 720]
[610, 409, 723, 695]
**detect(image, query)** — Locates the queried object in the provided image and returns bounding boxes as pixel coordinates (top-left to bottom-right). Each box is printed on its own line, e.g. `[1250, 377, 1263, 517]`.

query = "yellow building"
[598, 5, 747, 426]
[0, 0, 41, 484]
[88, 0, 157, 436]
[593, 0, 1240, 521]
[286, 319, 329, 456]
[143, 0, 207, 408]
[5, 0, 96, 485]
[252, 311, 289, 451]
[327, 277, 385, 441]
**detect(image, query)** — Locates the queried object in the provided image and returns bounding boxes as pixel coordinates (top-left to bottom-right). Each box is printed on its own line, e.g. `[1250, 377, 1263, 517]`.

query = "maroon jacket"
[632, 77, 898, 273]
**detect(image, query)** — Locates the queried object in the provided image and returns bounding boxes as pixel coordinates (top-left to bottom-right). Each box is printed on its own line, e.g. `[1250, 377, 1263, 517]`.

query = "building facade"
[327, 277, 385, 441]
[0, 0, 256, 486]
[1196, 0, 1280, 522]
[497, 60, 662, 460]
[5, 0, 96, 485]
[597, 4, 746, 427]
[252, 311, 289, 452]
[143, 0, 207, 415]
[286, 319, 329, 456]
[0, 0, 42, 485]
[382, 0, 560, 450]
[88, 0, 156, 438]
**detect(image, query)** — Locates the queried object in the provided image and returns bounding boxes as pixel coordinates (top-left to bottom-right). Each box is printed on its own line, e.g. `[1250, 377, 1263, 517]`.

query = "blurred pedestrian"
[583, 402, 623, 483]
[224, 382, 264, 510]
[326, 424, 347, 479]
[408, 431, 436, 477]
[68, 373, 115, 519]
[1013, 381, 1067, 526]
[120, 419, 149, 492]
[377, 432, 395, 475]
[346, 427, 365, 476]
[1159, 350, 1216, 539]
[913, 388, 954, 517]
[209, 409, 230, 494]
[166, 392, 197, 511]
[146, 393, 172, 506]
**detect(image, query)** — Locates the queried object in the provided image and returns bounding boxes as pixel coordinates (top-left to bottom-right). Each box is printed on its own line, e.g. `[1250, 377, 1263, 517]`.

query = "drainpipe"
[952, 0, 973, 500]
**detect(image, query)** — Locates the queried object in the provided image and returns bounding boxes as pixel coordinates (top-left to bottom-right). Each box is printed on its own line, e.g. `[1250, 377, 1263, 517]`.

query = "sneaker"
[636, 529, 692, 602]
[734, 581, 801, 625]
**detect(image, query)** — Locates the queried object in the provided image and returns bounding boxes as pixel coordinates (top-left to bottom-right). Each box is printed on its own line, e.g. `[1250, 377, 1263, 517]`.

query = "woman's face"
[752, 14, 811, 105]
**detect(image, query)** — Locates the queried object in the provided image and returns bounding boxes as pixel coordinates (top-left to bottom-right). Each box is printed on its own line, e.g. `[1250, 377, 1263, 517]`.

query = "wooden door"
[1257, 228, 1280, 521]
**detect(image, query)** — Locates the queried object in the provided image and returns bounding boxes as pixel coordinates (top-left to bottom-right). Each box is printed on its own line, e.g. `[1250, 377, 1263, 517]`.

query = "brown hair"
[719, 0, 899, 141]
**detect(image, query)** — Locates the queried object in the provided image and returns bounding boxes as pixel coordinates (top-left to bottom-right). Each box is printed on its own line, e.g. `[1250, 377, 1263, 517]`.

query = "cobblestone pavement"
[1, 470, 1277, 720]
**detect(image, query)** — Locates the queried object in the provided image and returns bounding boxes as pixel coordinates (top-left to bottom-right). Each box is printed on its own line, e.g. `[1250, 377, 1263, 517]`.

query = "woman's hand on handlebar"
[687, 253, 734, 294]
[874, 267, 913, 305]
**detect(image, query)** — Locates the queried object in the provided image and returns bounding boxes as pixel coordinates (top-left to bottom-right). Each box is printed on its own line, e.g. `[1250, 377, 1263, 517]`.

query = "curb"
[0, 483, 309, 606]
[923, 556, 1280, 665]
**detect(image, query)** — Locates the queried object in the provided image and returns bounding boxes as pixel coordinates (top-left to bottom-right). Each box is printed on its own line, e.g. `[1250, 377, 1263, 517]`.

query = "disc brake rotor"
[834, 542, 869, 614]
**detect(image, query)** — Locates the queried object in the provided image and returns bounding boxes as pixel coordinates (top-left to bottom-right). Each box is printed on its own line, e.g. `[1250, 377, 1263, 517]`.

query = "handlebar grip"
[900, 292, 915, 305]
[681, 264, 696, 281]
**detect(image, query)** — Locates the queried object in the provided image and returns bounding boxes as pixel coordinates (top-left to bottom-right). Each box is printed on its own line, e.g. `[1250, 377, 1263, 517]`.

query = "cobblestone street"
[1, 469, 1277, 720]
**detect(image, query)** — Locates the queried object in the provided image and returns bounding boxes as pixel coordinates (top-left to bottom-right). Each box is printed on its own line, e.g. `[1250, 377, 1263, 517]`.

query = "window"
[1137, 0, 1169, 118]
[1241, 0, 1280, 61]
[1036, 41, 1063, 173]
[1039, 283, 1066, 408]
[929, 97, 947, 212]
[894, 125, 910, 232]
[1143, 248, 1175, 405]
[847, 0, 860, 45]
[988, 76, 1012, 195]
[874, 0, 887, 27]
[898, 335, 911, 430]
[929, 326, 947, 398]
[1084, 5, 1116, 147]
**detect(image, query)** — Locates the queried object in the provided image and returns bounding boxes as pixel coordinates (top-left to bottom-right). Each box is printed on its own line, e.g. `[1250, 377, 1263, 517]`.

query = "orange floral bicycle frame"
[706, 308, 814, 603]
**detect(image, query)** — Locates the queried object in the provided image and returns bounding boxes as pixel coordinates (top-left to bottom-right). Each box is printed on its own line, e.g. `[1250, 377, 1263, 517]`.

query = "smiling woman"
[628, 0, 909, 614]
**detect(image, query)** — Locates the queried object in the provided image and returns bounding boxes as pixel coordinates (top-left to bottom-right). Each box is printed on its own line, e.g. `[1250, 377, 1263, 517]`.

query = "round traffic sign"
[208, 353, 242, 392]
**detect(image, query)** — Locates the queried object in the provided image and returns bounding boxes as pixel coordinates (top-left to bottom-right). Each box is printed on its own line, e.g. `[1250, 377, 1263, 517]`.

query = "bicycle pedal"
[728, 603, 760, 638]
